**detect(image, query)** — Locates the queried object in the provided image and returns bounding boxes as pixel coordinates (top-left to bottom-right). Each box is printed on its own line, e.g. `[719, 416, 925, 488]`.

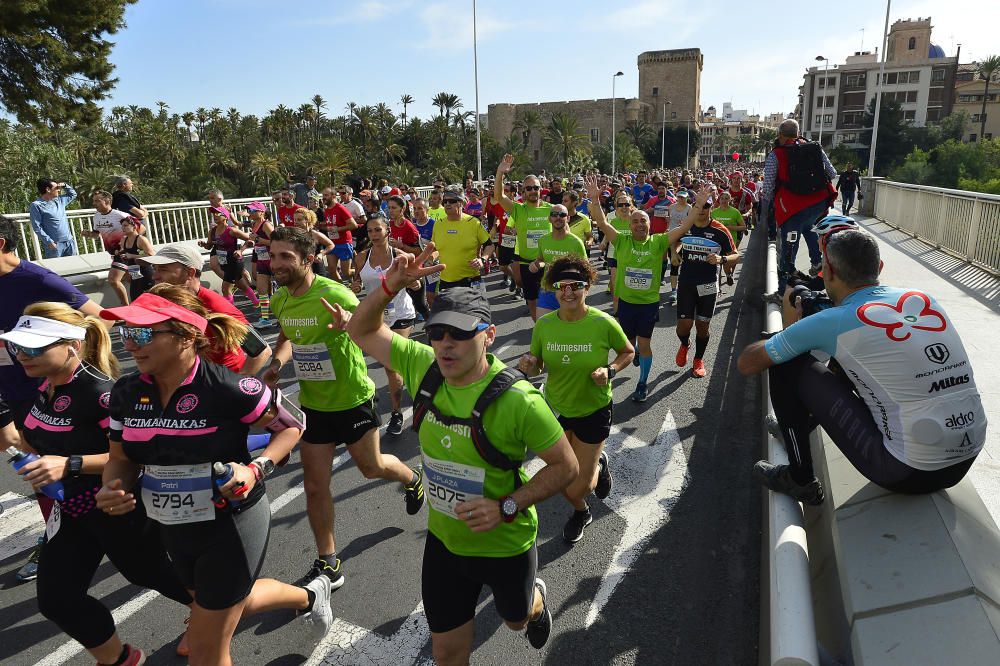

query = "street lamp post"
[611, 71, 623, 175]
[868, 0, 892, 177]
[661, 101, 672, 169]
[686, 118, 691, 170]
[815, 55, 829, 145]
[472, 0, 482, 183]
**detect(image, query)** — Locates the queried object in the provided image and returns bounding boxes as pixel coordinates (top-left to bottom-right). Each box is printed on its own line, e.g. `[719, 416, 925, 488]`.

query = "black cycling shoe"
[386, 410, 404, 436]
[594, 451, 613, 500]
[562, 508, 593, 543]
[404, 467, 425, 515]
[525, 579, 552, 649]
[300, 558, 346, 591]
[752, 461, 825, 506]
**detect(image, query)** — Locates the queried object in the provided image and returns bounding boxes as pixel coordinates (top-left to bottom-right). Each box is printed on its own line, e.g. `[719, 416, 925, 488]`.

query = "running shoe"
[692, 359, 707, 378]
[387, 410, 404, 436]
[808, 263, 822, 278]
[764, 414, 782, 441]
[632, 355, 640, 367]
[595, 451, 613, 500]
[666, 291, 677, 306]
[501, 277, 511, 289]
[675, 345, 689, 368]
[752, 461, 825, 506]
[300, 558, 346, 590]
[112, 645, 146, 666]
[507, 279, 517, 293]
[416, 312, 425, 323]
[631, 382, 648, 403]
[726, 273, 734, 286]
[16, 536, 43, 582]
[404, 467, 425, 515]
[301, 575, 333, 639]
[514, 288, 523, 299]
[252, 318, 276, 330]
[525, 579, 552, 649]
[562, 508, 593, 543]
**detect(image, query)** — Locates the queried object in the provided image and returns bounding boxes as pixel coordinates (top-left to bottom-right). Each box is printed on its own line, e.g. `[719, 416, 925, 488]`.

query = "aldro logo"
[928, 374, 969, 393]
[945, 412, 975, 429]
[924, 343, 950, 365]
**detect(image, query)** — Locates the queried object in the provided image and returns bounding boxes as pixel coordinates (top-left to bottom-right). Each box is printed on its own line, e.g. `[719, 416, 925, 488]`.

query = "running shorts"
[301, 398, 380, 445]
[536, 289, 559, 310]
[331, 243, 355, 261]
[616, 299, 659, 339]
[519, 263, 544, 301]
[676, 281, 718, 322]
[557, 402, 613, 445]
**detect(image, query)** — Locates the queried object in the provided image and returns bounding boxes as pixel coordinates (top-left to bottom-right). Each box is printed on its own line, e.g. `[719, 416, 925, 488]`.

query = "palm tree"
[621, 120, 655, 151]
[311, 94, 327, 147]
[512, 109, 541, 149]
[311, 145, 349, 185]
[542, 112, 589, 167]
[400, 94, 414, 128]
[976, 55, 1000, 140]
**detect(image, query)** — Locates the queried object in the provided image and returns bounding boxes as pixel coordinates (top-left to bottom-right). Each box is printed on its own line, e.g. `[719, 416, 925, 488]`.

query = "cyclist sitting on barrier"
[737, 216, 987, 504]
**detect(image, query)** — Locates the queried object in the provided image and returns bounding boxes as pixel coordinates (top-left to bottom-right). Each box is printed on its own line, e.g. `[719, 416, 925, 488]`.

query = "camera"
[790, 284, 834, 317]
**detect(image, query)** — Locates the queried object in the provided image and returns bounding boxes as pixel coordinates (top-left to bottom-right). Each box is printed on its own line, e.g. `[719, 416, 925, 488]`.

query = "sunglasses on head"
[524, 185, 541, 191]
[6, 340, 62, 358]
[119, 326, 182, 347]
[550, 212, 568, 218]
[552, 280, 589, 292]
[426, 322, 489, 342]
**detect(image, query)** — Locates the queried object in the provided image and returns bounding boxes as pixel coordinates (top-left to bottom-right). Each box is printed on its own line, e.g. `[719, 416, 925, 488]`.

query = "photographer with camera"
[737, 216, 987, 504]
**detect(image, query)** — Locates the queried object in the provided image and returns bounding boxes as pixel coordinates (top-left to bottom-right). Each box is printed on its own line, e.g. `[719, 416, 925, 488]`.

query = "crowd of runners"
[2, 127, 986, 666]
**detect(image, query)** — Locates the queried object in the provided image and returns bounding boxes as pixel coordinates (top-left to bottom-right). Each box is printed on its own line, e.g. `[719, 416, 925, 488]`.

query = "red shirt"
[390, 219, 420, 249]
[196, 286, 248, 372]
[644, 195, 675, 234]
[489, 202, 509, 234]
[323, 203, 355, 245]
[277, 204, 304, 227]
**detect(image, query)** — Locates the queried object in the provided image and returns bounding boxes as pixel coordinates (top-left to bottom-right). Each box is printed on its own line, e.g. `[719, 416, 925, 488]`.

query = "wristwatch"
[251, 456, 275, 479]
[499, 495, 519, 523]
[607, 365, 617, 380]
[67, 455, 83, 477]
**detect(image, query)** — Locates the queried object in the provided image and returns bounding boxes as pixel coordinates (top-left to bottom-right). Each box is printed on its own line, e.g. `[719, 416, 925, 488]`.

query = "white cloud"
[417, 3, 516, 49]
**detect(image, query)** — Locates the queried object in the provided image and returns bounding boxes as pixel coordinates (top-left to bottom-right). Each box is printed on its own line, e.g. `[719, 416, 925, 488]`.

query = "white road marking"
[304, 602, 429, 666]
[495, 341, 514, 358]
[0, 491, 44, 560]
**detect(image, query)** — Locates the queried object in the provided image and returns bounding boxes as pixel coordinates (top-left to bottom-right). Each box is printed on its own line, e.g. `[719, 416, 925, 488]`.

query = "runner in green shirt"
[600, 192, 636, 309]
[327, 244, 577, 660]
[561, 189, 594, 250]
[519, 255, 635, 544]
[711, 191, 748, 285]
[586, 176, 701, 402]
[262, 226, 424, 590]
[529, 204, 588, 318]
[494, 153, 552, 320]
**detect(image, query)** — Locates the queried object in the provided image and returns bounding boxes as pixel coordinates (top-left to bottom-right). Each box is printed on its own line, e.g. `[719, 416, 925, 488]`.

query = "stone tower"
[637, 49, 703, 125]
[886, 17, 933, 64]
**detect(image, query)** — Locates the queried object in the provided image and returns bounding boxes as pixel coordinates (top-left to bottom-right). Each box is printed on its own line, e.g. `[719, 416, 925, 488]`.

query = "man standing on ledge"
[29, 178, 79, 258]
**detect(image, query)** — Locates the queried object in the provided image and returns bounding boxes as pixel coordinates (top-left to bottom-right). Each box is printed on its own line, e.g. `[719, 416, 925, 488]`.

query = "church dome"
[929, 43, 945, 58]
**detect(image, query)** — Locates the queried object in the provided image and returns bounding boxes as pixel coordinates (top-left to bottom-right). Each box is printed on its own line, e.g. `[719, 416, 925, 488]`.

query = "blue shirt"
[28, 186, 77, 245]
[631, 183, 654, 206]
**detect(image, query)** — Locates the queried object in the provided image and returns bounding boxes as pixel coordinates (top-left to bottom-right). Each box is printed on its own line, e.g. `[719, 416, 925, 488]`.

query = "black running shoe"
[562, 508, 593, 543]
[752, 461, 825, 506]
[525, 579, 552, 649]
[300, 558, 346, 590]
[386, 410, 404, 436]
[595, 451, 613, 500]
[404, 467, 424, 515]
[508, 280, 517, 294]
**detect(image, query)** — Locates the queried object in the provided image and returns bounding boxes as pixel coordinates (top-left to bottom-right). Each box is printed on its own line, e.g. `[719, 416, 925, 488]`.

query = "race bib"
[141, 464, 215, 525]
[501, 234, 516, 248]
[126, 265, 142, 280]
[291, 342, 336, 381]
[526, 229, 546, 249]
[624, 267, 653, 291]
[697, 281, 719, 297]
[681, 236, 722, 255]
[214, 249, 228, 265]
[254, 246, 270, 261]
[422, 455, 485, 519]
[45, 502, 61, 539]
[384, 302, 396, 320]
[425, 271, 440, 285]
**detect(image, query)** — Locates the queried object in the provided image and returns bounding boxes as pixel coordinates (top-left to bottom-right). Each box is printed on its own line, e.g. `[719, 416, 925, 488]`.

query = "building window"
[842, 132, 859, 143]
[590, 128, 600, 143]
[971, 114, 982, 123]
[816, 96, 824, 108]
[932, 69, 946, 82]
[928, 88, 944, 103]
[908, 37, 916, 50]
[815, 114, 823, 125]
[957, 71, 974, 82]
[824, 114, 834, 124]
[882, 72, 898, 85]
[902, 110, 916, 121]
[826, 95, 834, 107]
[987, 134, 994, 140]
[671, 111, 677, 119]
[845, 74, 865, 87]
[901, 70, 919, 83]
[926, 108, 942, 122]
[842, 111, 864, 125]
[826, 76, 836, 88]
[969, 134, 977, 143]
[652, 86, 659, 97]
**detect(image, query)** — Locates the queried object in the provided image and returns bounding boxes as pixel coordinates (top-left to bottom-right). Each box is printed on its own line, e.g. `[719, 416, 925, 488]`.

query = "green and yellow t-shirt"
[427, 205, 447, 224]
[711, 206, 744, 234]
[390, 335, 563, 557]
[569, 214, 593, 247]
[272, 276, 374, 412]
[508, 201, 552, 262]
[613, 232, 672, 305]
[431, 214, 490, 282]
[531, 307, 628, 417]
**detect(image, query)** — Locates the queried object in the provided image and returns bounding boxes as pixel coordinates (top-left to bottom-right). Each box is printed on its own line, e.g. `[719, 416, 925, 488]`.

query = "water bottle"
[7, 447, 65, 501]
[212, 462, 241, 509]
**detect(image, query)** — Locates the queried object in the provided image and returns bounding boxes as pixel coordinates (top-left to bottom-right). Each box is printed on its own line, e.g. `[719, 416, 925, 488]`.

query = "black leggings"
[406, 281, 429, 319]
[37, 503, 192, 649]
[769, 354, 974, 493]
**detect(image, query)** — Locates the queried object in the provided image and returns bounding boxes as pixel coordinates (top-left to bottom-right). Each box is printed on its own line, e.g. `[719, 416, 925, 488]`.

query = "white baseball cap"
[380, 186, 393, 195]
[0, 315, 86, 349]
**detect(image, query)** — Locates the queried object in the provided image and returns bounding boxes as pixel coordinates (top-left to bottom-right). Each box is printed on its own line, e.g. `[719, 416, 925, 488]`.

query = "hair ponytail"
[21, 302, 119, 378]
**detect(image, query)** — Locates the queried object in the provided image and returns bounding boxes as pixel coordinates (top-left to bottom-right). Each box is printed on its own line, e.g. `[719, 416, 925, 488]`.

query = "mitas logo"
[924, 343, 950, 365]
[928, 374, 969, 393]
[945, 412, 975, 429]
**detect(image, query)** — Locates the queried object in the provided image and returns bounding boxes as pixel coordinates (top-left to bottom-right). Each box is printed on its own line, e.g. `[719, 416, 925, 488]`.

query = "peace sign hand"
[384, 243, 445, 293]
[320, 297, 351, 331]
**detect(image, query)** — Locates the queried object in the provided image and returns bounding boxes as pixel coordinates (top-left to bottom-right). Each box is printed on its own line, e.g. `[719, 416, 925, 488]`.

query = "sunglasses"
[524, 186, 541, 191]
[119, 326, 182, 347]
[426, 322, 489, 342]
[549, 212, 568, 218]
[442, 199, 462, 205]
[552, 280, 589, 292]
[6, 340, 61, 358]
[616, 203, 631, 208]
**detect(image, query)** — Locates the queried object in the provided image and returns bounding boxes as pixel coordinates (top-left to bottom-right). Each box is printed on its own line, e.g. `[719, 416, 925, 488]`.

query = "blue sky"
[98, 0, 994, 123]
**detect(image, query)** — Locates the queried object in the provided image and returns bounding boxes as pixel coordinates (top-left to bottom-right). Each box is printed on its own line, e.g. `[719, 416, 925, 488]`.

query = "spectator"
[287, 174, 320, 206]
[837, 163, 862, 216]
[111, 175, 149, 223]
[29, 178, 78, 258]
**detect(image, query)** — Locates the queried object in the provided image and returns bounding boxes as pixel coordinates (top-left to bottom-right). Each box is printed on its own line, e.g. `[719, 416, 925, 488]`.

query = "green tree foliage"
[0, 0, 138, 126]
[891, 138, 1000, 193]
[859, 98, 910, 174]
[542, 113, 591, 169]
[650, 124, 702, 167]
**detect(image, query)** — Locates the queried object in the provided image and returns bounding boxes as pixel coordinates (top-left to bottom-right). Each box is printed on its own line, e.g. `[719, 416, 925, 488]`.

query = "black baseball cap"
[426, 287, 491, 331]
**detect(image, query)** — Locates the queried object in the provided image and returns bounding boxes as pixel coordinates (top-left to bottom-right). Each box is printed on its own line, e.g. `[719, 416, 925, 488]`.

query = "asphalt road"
[0, 229, 767, 666]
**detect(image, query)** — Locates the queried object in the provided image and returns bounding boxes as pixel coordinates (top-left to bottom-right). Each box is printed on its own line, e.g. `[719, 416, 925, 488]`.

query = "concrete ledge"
[807, 431, 1000, 665]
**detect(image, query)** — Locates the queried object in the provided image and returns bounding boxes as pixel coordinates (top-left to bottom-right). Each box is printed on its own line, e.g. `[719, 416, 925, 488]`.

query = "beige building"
[954, 64, 1000, 143]
[698, 106, 780, 164]
[487, 48, 703, 170]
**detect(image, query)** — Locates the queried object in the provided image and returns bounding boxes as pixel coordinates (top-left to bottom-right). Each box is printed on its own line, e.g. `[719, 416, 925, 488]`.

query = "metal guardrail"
[873, 180, 1000, 274]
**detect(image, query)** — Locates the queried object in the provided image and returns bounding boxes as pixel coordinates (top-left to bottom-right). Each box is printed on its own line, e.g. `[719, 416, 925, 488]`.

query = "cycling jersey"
[390, 335, 563, 558]
[612, 232, 672, 305]
[677, 222, 736, 286]
[23, 364, 113, 511]
[109, 357, 273, 519]
[431, 214, 490, 283]
[765, 286, 987, 471]
[91, 209, 131, 254]
[271, 276, 374, 412]
[531, 307, 628, 417]
[508, 202, 553, 262]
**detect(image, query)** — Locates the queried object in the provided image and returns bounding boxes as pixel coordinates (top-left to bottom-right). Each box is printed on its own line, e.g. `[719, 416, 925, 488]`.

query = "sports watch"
[67, 455, 83, 477]
[499, 495, 519, 523]
[607, 365, 617, 380]
[250, 456, 275, 479]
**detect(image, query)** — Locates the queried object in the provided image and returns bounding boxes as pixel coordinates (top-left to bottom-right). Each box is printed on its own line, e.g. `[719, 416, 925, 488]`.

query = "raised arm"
[494, 154, 516, 212]
[584, 175, 616, 242]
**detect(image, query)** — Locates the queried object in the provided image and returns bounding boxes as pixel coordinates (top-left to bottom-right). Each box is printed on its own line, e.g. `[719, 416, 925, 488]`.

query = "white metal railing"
[873, 180, 1000, 273]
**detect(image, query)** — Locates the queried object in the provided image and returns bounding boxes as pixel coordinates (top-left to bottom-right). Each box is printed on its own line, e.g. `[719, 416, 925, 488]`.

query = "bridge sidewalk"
[855, 215, 1000, 526]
